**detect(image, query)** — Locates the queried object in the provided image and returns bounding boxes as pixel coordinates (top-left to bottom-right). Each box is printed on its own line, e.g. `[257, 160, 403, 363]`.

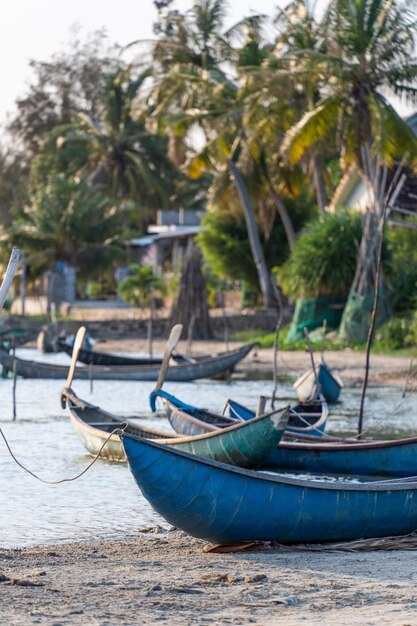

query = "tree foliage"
[118, 265, 166, 307]
[276, 211, 363, 298]
[2, 175, 125, 280]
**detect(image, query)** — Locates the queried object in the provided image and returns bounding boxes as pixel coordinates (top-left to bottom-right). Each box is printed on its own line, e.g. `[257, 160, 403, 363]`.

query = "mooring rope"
[0, 424, 127, 484]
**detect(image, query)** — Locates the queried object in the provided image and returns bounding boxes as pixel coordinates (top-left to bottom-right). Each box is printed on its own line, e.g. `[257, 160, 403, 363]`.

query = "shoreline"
[81, 337, 415, 386]
[2, 530, 417, 625]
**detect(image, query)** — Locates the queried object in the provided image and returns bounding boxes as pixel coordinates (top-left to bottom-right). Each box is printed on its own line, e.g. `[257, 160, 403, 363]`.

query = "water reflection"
[1, 357, 417, 548]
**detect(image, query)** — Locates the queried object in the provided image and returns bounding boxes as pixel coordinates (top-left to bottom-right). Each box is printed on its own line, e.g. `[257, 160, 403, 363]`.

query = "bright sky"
[0, 0, 413, 131]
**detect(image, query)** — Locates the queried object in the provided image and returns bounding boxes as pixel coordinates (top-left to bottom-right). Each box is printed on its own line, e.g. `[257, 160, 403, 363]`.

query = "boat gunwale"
[279, 434, 417, 451]
[121, 434, 417, 492]
[227, 396, 329, 434]
[67, 392, 290, 446]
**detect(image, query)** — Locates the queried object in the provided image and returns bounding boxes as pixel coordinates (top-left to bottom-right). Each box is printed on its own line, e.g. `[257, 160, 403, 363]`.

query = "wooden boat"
[225, 396, 328, 437]
[56, 338, 193, 367]
[0, 342, 254, 381]
[0, 328, 37, 349]
[121, 434, 417, 544]
[294, 360, 343, 404]
[149, 390, 328, 439]
[150, 392, 417, 478]
[62, 388, 290, 468]
[265, 434, 417, 477]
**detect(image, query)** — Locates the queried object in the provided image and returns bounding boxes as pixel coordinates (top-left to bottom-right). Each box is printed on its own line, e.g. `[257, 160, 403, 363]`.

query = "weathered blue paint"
[150, 394, 417, 479]
[149, 389, 208, 414]
[121, 435, 417, 544]
[319, 362, 343, 403]
[151, 390, 328, 438]
[294, 362, 343, 404]
[226, 398, 328, 437]
[267, 437, 417, 477]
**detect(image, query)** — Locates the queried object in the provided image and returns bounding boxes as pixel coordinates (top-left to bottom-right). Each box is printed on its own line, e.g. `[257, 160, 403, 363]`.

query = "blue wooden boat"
[293, 359, 343, 404]
[149, 391, 417, 477]
[267, 435, 417, 477]
[150, 390, 328, 438]
[225, 396, 328, 437]
[121, 434, 417, 544]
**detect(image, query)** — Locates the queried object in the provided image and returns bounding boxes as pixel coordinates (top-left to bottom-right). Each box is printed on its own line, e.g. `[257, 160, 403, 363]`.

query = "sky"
[0, 0, 413, 131]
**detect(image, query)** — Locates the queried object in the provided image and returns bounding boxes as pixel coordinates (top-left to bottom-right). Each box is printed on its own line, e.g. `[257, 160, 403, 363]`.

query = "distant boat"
[0, 343, 254, 381]
[150, 390, 328, 439]
[56, 338, 193, 367]
[63, 388, 289, 468]
[225, 396, 328, 437]
[121, 435, 417, 544]
[293, 359, 343, 403]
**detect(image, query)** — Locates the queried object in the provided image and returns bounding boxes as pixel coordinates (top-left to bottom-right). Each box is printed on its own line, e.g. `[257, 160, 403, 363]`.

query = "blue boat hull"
[319, 363, 342, 403]
[122, 436, 417, 544]
[294, 363, 343, 404]
[267, 437, 417, 477]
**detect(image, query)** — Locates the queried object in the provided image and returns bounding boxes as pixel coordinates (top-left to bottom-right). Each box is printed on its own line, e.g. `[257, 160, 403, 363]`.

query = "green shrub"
[276, 211, 362, 299]
[374, 317, 410, 350]
[385, 226, 417, 315]
[118, 265, 166, 307]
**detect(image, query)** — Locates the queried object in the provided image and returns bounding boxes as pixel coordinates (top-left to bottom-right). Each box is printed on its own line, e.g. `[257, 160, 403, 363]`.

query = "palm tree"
[151, 4, 307, 308]
[280, 0, 417, 339]
[281, 0, 417, 173]
[59, 68, 178, 231]
[272, 0, 330, 211]
[4, 175, 124, 282]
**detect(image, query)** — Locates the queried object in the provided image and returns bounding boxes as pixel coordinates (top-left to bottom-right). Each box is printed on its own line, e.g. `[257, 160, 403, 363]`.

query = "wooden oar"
[153, 324, 183, 392]
[303, 327, 320, 396]
[0, 248, 22, 310]
[61, 326, 86, 407]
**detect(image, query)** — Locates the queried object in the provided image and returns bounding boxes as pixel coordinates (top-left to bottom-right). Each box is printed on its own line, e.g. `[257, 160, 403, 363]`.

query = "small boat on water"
[150, 390, 328, 439]
[121, 434, 417, 544]
[0, 342, 254, 381]
[62, 388, 290, 468]
[56, 338, 193, 367]
[265, 433, 417, 477]
[294, 359, 343, 404]
[225, 396, 328, 437]
[150, 391, 417, 477]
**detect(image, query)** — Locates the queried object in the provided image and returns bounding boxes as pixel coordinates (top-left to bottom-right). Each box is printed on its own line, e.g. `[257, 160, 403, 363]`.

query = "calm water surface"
[1, 348, 417, 549]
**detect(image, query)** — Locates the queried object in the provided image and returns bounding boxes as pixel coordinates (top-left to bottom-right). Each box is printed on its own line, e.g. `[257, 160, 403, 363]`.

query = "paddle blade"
[0, 248, 21, 310]
[154, 324, 183, 391]
[65, 327, 86, 390]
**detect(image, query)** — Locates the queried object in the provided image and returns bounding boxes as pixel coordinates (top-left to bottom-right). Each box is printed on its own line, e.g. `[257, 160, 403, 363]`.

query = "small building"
[126, 208, 203, 274]
[329, 113, 417, 219]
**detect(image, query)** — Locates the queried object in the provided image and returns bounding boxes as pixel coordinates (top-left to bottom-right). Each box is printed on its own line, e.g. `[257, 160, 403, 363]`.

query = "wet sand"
[2, 529, 417, 626]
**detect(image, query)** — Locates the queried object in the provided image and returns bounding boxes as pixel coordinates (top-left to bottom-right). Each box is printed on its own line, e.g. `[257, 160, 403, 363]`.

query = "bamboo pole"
[357, 171, 407, 435]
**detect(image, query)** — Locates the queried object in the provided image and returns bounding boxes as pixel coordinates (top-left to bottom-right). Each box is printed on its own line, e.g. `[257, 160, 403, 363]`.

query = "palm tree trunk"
[312, 155, 327, 213]
[227, 159, 276, 310]
[258, 158, 296, 251]
[268, 186, 296, 252]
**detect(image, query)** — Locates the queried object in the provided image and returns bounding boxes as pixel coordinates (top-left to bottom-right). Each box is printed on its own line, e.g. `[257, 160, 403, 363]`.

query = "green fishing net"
[285, 296, 346, 343]
[338, 289, 390, 343]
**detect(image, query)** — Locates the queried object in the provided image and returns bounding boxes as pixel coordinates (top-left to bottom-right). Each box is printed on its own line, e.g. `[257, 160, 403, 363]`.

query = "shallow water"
[1, 349, 417, 549]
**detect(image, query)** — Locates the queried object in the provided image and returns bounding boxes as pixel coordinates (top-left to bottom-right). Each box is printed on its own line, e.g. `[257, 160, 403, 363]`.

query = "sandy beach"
[90, 336, 416, 386]
[2, 343, 417, 625]
[2, 529, 417, 626]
